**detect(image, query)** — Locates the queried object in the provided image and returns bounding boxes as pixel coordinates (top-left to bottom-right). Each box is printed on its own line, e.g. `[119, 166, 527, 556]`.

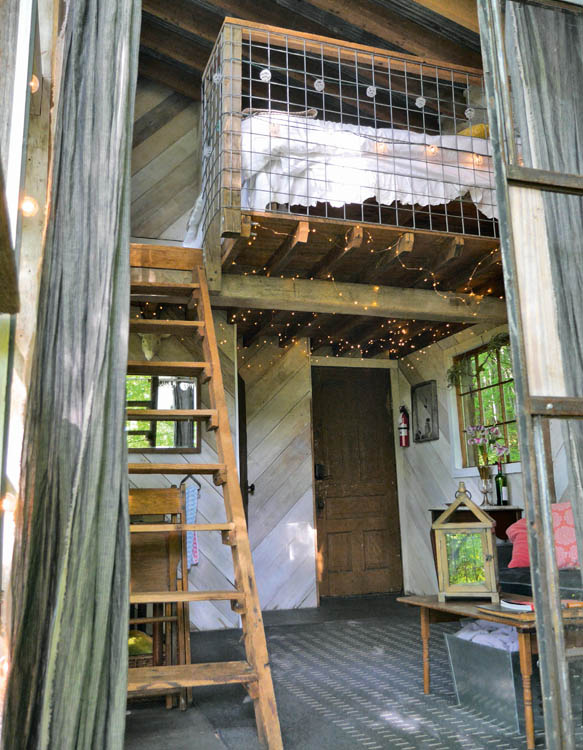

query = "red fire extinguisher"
[399, 406, 410, 448]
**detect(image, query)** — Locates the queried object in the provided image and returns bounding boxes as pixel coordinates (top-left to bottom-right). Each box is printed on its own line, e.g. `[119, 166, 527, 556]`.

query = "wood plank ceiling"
[136, 0, 502, 358]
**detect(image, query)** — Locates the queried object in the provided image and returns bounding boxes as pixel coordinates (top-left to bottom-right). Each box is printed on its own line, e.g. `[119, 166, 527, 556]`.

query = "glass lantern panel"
[445, 531, 486, 585]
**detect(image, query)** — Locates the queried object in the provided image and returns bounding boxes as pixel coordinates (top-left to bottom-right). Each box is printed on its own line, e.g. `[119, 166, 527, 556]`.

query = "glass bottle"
[495, 461, 509, 506]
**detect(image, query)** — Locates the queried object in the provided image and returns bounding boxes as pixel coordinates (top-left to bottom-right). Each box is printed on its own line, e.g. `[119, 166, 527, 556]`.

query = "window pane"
[503, 380, 516, 422]
[126, 375, 151, 401]
[507, 422, 521, 463]
[445, 531, 486, 584]
[477, 350, 498, 389]
[481, 385, 503, 427]
[500, 345, 513, 381]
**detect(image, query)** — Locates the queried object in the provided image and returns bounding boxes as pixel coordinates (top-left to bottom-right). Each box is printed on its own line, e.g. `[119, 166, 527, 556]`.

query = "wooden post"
[518, 631, 536, 750]
[207, 23, 242, 292]
[420, 607, 431, 694]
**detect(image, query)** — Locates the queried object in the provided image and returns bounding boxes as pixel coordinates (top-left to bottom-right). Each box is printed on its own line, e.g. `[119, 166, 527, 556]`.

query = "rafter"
[142, 0, 223, 42]
[410, 0, 480, 34]
[311, 225, 364, 280]
[139, 49, 201, 100]
[140, 16, 211, 70]
[361, 231, 415, 283]
[303, 0, 481, 67]
[265, 221, 310, 277]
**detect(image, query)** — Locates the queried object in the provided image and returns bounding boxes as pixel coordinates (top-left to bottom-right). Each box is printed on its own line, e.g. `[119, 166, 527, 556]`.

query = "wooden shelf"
[127, 661, 257, 694]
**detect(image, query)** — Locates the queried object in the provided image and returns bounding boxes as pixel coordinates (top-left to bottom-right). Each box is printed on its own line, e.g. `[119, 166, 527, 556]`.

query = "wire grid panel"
[199, 22, 499, 245]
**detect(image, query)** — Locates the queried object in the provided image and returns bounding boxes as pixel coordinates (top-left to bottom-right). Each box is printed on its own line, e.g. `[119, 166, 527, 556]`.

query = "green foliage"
[446, 332, 510, 389]
[445, 532, 486, 584]
[125, 376, 195, 449]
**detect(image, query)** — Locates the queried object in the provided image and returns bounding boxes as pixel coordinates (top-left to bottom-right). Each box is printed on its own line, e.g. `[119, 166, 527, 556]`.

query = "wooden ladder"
[126, 246, 283, 749]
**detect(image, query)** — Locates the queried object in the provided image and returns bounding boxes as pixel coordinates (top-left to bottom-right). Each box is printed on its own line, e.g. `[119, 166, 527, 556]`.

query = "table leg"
[420, 607, 430, 694]
[518, 631, 535, 750]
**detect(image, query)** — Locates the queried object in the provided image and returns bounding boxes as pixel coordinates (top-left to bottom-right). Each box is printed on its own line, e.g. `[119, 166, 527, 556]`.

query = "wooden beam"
[265, 221, 310, 277]
[302, 0, 481, 67]
[142, 0, 222, 43]
[411, 0, 480, 34]
[312, 225, 364, 280]
[221, 215, 252, 266]
[130, 243, 203, 270]
[310, 355, 397, 369]
[433, 236, 465, 274]
[212, 275, 508, 324]
[361, 231, 415, 283]
[140, 17, 210, 71]
[138, 50, 201, 101]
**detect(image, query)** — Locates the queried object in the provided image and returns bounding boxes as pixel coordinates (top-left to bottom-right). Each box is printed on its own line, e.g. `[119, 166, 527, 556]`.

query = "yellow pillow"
[128, 629, 153, 656]
[458, 123, 489, 139]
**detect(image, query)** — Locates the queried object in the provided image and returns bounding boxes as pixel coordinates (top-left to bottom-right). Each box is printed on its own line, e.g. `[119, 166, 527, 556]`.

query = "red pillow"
[506, 502, 580, 569]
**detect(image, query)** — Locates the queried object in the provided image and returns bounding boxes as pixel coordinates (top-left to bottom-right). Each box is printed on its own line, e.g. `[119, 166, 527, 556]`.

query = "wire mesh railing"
[198, 19, 498, 254]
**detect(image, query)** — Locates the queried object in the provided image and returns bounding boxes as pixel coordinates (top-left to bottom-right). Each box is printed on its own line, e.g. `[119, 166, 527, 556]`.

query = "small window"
[454, 342, 519, 467]
[126, 375, 200, 453]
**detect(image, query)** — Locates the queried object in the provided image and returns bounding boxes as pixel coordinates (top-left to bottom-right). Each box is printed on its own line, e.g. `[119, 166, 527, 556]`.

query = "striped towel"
[185, 484, 199, 568]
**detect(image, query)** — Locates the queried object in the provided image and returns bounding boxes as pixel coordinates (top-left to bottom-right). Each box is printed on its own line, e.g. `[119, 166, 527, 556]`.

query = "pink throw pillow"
[506, 502, 580, 569]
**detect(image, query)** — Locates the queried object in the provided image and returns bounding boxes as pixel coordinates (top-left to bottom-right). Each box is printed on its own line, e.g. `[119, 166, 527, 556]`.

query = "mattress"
[186, 111, 497, 247]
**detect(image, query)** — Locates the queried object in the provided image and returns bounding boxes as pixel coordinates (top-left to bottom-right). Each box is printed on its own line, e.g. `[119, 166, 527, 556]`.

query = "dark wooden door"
[312, 367, 402, 597]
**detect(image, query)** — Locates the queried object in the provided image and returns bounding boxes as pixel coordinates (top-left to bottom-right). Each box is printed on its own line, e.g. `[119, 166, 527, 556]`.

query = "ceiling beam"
[265, 221, 310, 277]
[311, 225, 364, 280]
[361, 231, 414, 283]
[303, 0, 481, 67]
[212, 275, 508, 324]
[142, 0, 222, 43]
[410, 0, 480, 34]
[140, 16, 210, 70]
[139, 50, 201, 100]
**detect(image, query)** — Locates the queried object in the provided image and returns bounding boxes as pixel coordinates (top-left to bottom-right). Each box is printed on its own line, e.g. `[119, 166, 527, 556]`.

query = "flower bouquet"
[465, 424, 510, 505]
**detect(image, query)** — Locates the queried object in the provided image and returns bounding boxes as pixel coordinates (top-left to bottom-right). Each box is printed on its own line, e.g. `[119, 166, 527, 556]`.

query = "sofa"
[497, 540, 583, 599]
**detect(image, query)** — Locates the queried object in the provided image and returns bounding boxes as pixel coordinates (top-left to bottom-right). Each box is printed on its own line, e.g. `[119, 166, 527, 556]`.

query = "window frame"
[454, 342, 518, 468]
[126, 374, 201, 454]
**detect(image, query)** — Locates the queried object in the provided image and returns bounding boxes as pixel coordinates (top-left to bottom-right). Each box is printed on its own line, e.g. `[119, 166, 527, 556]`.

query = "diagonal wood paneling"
[242, 338, 318, 610]
[131, 77, 201, 242]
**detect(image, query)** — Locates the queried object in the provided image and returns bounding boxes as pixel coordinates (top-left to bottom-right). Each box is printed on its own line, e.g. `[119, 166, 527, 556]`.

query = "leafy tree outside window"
[453, 341, 520, 467]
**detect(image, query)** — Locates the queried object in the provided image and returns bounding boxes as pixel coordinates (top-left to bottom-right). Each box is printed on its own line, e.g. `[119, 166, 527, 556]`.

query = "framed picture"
[411, 380, 439, 443]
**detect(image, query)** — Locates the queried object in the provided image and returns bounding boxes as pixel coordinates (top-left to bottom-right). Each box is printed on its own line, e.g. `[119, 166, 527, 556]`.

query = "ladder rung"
[128, 463, 227, 484]
[129, 615, 178, 625]
[126, 409, 218, 427]
[130, 522, 235, 533]
[130, 320, 205, 336]
[127, 661, 257, 694]
[127, 361, 211, 379]
[129, 590, 245, 605]
[131, 282, 200, 297]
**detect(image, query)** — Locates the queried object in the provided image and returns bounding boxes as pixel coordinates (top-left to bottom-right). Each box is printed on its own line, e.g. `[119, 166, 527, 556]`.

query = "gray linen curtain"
[2, 1, 140, 747]
[173, 380, 195, 447]
[506, 2, 583, 573]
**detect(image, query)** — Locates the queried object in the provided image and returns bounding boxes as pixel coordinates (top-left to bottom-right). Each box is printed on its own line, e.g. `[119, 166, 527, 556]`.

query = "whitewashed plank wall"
[131, 78, 200, 241]
[241, 338, 318, 610]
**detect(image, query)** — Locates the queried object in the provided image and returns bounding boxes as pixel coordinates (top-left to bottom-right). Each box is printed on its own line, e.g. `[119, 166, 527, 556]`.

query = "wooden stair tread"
[130, 522, 234, 532]
[129, 590, 244, 604]
[127, 361, 210, 377]
[127, 661, 257, 693]
[128, 463, 226, 476]
[131, 282, 199, 296]
[130, 319, 204, 335]
[126, 408, 217, 421]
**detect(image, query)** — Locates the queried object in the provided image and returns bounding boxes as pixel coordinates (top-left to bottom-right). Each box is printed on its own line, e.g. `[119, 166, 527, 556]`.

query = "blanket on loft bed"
[185, 111, 497, 247]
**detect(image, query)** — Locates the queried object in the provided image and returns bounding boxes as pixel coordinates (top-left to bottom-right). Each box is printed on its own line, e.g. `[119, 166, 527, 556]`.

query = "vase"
[478, 465, 493, 506]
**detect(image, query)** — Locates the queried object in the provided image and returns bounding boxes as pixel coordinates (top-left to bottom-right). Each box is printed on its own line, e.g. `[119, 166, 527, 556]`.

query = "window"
[454, 342, 519, 467]
[126, 375, 200, 453]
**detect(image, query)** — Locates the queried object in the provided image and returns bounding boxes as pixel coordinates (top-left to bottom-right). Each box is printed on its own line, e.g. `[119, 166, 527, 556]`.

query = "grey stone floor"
[125, 595, 582, 750]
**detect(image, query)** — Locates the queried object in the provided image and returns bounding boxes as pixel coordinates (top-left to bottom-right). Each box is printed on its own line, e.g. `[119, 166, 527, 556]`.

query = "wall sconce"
[29, 74, 40, 94]
[20, 196, 39, 217]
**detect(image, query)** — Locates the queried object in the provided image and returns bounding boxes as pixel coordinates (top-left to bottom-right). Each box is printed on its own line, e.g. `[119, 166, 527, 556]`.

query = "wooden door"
[312, 367, 402, 597]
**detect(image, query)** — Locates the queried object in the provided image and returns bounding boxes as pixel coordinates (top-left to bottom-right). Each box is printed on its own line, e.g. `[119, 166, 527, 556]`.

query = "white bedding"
[186, 112, 497, 247]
